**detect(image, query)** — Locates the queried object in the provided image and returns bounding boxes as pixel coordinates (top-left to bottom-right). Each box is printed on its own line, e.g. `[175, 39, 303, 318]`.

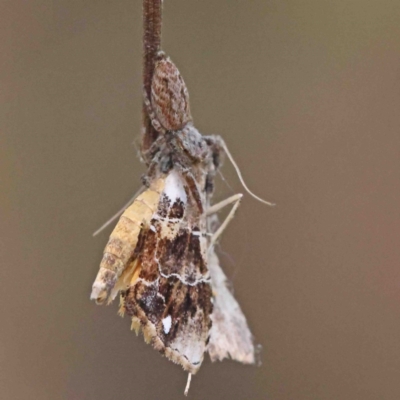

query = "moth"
[91, 52, 267, 394]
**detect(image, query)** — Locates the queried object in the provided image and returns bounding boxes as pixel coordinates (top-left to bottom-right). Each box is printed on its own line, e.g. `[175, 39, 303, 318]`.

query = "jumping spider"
[141, 51, 225, 212]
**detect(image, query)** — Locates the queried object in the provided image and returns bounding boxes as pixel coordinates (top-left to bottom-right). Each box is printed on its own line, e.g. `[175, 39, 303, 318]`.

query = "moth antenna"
[221, 141, 275, 206]
[92, 187, 144, 237]
[184, 373, 192, 396]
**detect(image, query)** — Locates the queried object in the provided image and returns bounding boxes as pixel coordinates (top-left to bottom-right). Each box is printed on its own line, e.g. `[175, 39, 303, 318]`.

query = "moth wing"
[207, 249, 256, 364]
[122, 170, 213, 374]
[91, 178, 164, 304]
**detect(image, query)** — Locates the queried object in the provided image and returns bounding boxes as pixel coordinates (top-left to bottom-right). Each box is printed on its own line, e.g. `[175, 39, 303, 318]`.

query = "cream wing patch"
[90, 178, 165, 304]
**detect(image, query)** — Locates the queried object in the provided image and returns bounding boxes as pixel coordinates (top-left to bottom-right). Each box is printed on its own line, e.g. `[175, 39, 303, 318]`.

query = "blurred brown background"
[1, 1, 400, 399]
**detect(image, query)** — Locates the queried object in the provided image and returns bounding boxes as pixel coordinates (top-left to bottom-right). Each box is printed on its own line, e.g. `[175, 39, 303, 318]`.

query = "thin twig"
[142, 0, 163, 159]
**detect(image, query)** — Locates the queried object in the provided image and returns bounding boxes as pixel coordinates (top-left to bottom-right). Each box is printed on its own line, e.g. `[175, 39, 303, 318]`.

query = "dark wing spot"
[168, 199, 185, 219]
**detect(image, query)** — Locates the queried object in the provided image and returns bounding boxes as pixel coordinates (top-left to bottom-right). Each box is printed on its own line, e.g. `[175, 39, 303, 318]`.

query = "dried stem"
[142, 0, 163, 159]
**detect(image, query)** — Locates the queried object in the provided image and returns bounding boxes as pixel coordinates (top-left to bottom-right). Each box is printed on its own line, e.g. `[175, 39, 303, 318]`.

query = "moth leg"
[142, 87, 167, 134]
[207, 193, 243, 248]
[184, 373, 192, 396]
[206, 193, 243, 216]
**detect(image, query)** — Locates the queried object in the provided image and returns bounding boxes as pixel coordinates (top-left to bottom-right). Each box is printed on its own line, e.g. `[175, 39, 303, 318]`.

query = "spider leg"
[142, 87, 167, 134]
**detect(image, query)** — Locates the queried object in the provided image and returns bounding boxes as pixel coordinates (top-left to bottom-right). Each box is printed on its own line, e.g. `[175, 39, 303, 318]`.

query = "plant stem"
[142, 0, 163, 159]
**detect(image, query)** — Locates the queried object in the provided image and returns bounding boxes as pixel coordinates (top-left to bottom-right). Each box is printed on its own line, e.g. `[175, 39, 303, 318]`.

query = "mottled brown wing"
[120, 170, 213, 374]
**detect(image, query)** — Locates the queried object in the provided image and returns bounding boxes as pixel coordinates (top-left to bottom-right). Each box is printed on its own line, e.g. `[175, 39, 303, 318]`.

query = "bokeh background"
[2, 1, 400, 399]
